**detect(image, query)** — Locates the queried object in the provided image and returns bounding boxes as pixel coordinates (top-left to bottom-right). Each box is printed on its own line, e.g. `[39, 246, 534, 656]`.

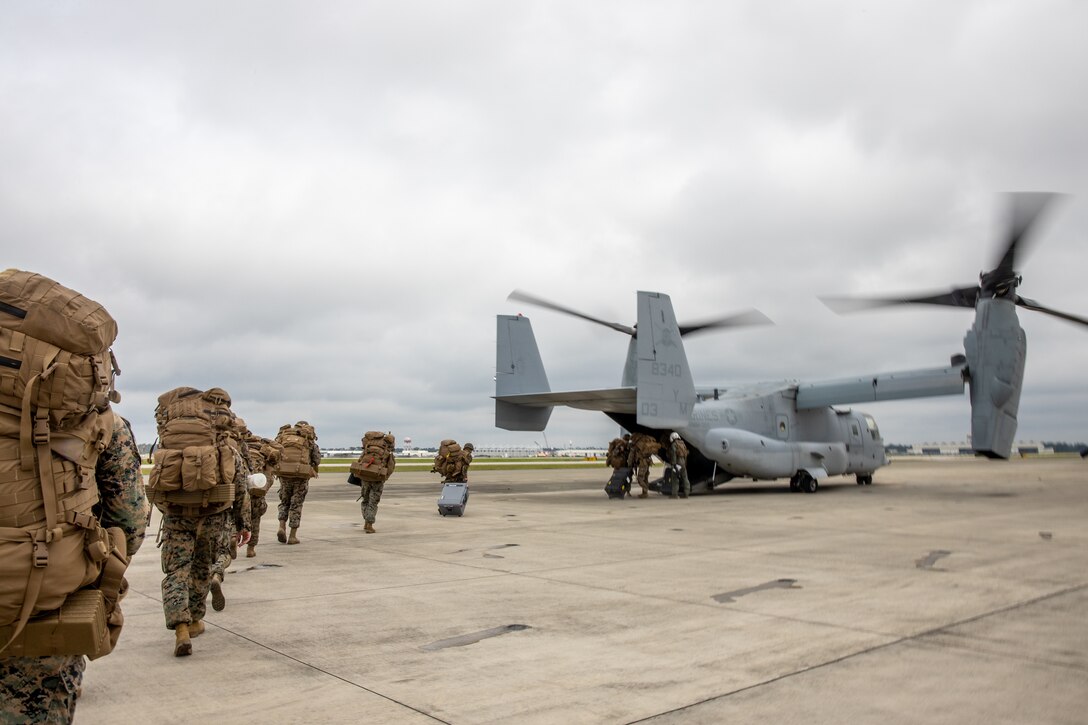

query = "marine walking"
[0, 270, 149, 723]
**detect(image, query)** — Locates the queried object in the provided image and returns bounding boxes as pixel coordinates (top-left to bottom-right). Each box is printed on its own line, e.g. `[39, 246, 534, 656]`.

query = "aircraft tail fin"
[635, 291, 697, 429]
[495, 314, 553, 430]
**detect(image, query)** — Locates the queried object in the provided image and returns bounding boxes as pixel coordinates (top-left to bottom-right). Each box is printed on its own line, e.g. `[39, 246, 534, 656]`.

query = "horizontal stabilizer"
[495, 387, 636, 414]
[796, 364, 966, 409]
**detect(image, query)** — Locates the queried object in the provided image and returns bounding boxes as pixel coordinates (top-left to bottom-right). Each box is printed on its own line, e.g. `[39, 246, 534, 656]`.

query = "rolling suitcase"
[438, 482, 469, 516]
[605, 467, 631, 499]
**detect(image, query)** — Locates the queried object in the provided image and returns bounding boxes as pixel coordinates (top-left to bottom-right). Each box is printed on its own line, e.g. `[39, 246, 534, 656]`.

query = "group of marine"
[149, 387, 478, 659]
[0, 268, 487, 723]
[2, 268, 684, 724]
[605, 431, 691, 498]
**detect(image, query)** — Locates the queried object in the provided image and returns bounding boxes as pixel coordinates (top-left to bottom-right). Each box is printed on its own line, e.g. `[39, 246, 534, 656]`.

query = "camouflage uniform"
[1, 414, 148, 724]
[360, 480, 384, 526]
[606, 435, 632, 496]
[277, 478, 309, 530]
[244, 436, 279, 550]
[667, 435, 691, 498]
[208, 427, 252, 607]
[159, 448, 249, 631]
[277, 439, 319, 530]
[627, 433, 660, 498]
[359, 450, 395, 528]
[247, 485, 271, 546]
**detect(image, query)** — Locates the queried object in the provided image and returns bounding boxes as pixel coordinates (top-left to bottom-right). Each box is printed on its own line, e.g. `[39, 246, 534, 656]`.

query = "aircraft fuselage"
[681, 390, 887, 480]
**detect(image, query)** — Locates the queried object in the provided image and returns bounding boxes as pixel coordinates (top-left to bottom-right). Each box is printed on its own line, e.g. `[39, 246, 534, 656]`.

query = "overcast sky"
[3, 1, 1086, 450]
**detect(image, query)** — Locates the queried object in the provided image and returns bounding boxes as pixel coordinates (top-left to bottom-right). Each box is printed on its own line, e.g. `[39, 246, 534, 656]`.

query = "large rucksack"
[244, 434, 281, 497]
[0, 269, 130, 658]
[634, 434, 661, 459]
[350, 431, 396, 483]
[606, 437, 629, 468]
[432, 439, 461, 477]
[146, 386, 237, 515]
[275, 423, 317, 479]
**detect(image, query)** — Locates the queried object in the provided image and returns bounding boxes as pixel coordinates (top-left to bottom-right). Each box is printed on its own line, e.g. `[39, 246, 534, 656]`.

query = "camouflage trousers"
[160, 510, 231, 629]
[249, 493, 269, 545]
[635, 461, 650, 494]
[277, 478, 309, 528]
[0, 655, 84, 724]
[360, 480, 384, 524]
[210, 547, 233, 582]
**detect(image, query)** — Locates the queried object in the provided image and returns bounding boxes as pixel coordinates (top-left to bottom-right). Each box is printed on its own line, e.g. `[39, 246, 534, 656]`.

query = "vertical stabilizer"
[635, 291, 697, 428]
[495, 314, 553, 430]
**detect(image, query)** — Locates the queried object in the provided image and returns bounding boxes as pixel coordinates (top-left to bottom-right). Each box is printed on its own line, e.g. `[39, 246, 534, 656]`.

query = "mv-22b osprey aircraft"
[494, 193, 1087, 494]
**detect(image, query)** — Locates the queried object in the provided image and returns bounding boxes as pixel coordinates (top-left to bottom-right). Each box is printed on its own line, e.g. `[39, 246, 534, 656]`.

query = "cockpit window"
[864, 415, 880, 440]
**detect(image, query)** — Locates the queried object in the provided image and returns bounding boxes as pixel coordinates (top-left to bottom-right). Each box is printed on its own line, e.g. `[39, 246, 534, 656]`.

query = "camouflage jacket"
[94, 413, 150, 558]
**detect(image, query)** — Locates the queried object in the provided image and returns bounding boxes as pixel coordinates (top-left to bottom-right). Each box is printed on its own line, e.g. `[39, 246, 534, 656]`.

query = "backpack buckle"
[32, 413, 50, 447]
[33, 540, 49, 567]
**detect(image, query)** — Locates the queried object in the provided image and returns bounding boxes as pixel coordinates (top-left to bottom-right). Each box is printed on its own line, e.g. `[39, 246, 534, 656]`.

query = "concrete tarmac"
[77, 458, 1087, 724]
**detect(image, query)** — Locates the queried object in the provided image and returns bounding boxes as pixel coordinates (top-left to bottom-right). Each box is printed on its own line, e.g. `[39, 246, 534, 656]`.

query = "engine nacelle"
[704, 428, 848, 480]
[964, 298, 1026, 459]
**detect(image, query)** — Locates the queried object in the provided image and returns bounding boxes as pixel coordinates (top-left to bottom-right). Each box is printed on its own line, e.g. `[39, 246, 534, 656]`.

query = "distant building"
[894, 441, 1055, 456]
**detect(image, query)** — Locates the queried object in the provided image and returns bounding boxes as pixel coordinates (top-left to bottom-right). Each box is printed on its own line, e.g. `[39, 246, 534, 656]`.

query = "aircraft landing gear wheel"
[856, 474, 873, 486]
[789, 475, 801, 492]
[800, 473, 818, 494]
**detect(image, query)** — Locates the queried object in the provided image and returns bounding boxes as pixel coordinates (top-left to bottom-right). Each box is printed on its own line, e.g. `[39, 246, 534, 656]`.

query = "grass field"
[139, 456, 627, 474]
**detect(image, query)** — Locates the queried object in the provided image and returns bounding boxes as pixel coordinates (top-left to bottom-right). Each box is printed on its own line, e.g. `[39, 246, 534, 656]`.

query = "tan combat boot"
[277, 520, 287, 543]
[189, 620, 205, 637]
[364, 522, 375, 534]
[174, 623, 192, 657]
[288, 527, 300, 544]
[210, 574, 226, 611]
[246, 544, 256, 558]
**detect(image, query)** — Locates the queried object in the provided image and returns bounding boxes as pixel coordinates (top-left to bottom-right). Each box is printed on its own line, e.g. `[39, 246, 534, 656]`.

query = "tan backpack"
[350, 431, 396, 483]
[244, 435, 281, 496]
[636, 434, 661, 457]
[0, 269, 130, 659]
[432, 439, 461, 477]
[145, 386, 237, 515]
[275, 423, 317, 479]
[606, 437, 629, 468]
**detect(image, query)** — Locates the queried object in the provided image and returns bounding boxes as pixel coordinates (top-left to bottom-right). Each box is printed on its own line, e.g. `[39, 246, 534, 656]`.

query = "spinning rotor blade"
[1015, 296, 1088, 328]
[678, 309, 773, 336]
[508, 290, 773, 337]
[820, 286, 980, 313]
[991, 192, 1062, 280]
[823, 192, 1084, 326]
[508, 289, 636, 336]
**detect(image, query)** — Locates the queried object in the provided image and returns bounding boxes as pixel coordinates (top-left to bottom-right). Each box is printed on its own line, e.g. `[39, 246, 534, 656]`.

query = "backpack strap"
[1, 358, 90, 653]
[0, 527, 48, 654]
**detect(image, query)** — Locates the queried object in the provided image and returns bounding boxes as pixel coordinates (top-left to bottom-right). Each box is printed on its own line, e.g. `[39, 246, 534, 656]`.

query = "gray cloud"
[3, 0, 1086, 450]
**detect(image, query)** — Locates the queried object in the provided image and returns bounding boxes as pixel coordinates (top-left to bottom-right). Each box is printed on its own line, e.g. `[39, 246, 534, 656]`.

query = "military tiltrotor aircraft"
[494, 193, 1087, 494]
